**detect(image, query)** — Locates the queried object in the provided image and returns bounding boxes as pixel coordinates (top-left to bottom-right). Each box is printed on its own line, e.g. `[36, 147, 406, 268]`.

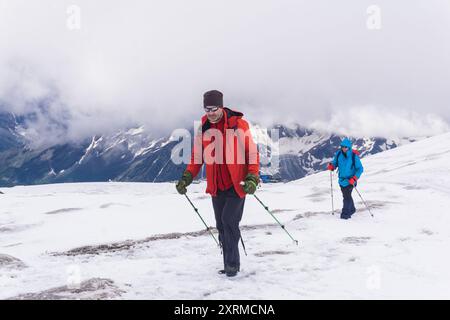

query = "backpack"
[336, 149, 360, 170]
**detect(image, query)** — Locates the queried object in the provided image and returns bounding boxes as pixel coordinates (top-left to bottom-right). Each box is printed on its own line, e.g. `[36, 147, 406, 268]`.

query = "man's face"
[341, 146, 349, 152]
[204, 106, 223, 123]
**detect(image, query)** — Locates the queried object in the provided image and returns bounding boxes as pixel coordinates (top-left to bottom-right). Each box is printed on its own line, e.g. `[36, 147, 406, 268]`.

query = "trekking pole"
[253, 194, 299, 246]
[240, 237, 247, 256]
[330, 171, 335, 215]
[184, 194, 221, 248]
[354, 187, 374, 218]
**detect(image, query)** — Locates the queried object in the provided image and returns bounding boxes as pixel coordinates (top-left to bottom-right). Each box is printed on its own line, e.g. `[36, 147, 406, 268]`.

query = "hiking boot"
[225, 266, 239, 277]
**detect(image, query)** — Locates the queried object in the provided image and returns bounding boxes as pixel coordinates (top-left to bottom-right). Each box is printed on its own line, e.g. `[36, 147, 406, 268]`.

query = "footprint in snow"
[293, 211, 330, 220]
[340, 237, 371, 245]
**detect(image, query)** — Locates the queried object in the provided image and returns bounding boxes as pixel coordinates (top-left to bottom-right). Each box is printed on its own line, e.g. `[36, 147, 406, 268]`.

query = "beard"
[207, 111, 223, 123]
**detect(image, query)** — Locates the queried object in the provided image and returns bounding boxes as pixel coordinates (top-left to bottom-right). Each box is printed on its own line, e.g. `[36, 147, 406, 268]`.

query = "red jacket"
[186, 108, 260, 198]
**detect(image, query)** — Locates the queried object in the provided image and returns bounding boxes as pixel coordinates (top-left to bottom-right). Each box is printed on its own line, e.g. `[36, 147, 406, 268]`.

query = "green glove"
[243, 173, 259, 195]
[176, 171, 193, 195]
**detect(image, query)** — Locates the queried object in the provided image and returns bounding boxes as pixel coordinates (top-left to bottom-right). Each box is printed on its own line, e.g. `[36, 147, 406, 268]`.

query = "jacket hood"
[222, 107, 243, 119]
[340, 138, 353, 148]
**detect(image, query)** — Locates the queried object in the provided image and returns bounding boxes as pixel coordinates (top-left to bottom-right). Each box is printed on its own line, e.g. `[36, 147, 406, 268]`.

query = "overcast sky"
[0, 0, 449, 145]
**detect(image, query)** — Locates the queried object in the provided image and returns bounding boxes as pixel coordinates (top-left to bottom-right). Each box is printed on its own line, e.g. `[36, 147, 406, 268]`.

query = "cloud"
[0, 0, 449, 143]
[308, 106, 450, 139]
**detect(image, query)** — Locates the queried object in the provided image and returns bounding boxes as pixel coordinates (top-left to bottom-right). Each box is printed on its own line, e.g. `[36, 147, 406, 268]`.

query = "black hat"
[203, 90, 223, 108]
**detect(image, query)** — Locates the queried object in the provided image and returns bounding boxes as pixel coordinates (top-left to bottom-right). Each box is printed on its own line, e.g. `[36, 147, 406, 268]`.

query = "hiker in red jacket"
[176, 90, 260, 277]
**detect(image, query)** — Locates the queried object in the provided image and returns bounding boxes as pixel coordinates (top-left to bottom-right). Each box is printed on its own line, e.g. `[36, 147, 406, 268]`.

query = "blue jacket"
[331, 144, 364, 187]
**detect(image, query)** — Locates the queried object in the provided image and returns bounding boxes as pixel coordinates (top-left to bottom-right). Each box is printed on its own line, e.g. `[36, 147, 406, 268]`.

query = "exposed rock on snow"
[254, 250, 293, 257]
[99, 203, 130, 209]
[52, 229, 213, 256]
[52, 222, 289, 257]
[293, 211, 330, 219]
[9, 278, 124, 300]
[340, 237, 372, 245]
[44, 208, 83, 215]
[0, 254, 27, 269]
[0, 223, 38, 233]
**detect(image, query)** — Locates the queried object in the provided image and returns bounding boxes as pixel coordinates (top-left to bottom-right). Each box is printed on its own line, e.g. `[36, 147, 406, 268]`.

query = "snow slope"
[1, 132, 450, 299]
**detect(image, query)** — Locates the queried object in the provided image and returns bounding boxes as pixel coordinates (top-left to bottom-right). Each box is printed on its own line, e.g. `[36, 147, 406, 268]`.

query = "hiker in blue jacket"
[327, 138, 364, 219]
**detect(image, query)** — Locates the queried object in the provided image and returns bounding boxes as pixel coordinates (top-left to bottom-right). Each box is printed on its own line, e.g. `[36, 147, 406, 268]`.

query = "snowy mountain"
[0, 132, 449, 299]
[0, 112, 185, 186]
[0, 111, 415, 187]
[252, 124, 413, 181]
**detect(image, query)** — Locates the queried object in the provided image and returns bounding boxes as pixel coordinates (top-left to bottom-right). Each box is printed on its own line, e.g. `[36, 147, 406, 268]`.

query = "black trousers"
[340, 185, 356, 218]
[212, 187, 245, 269]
